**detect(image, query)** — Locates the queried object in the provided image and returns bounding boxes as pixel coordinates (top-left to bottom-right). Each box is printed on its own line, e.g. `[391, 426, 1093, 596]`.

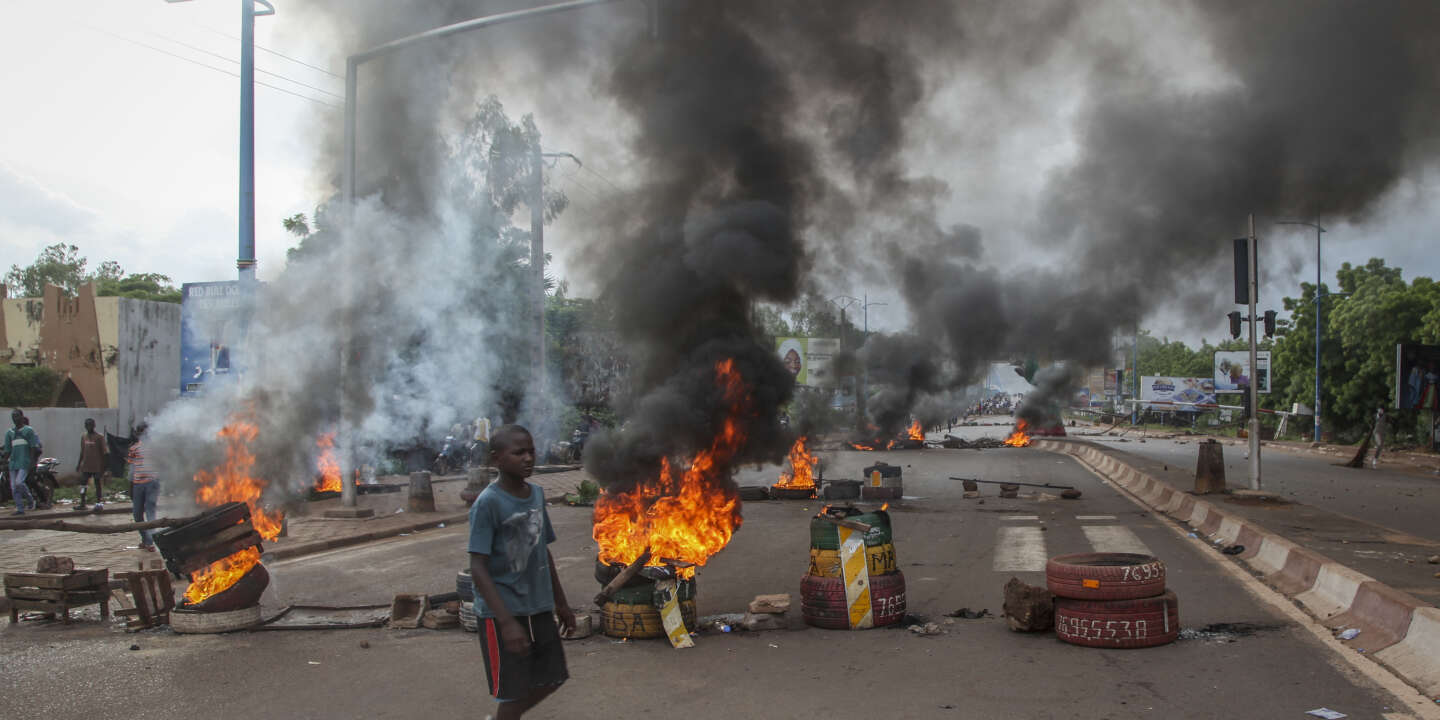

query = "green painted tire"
[608, 578, 697, 605]
[809, 511, 893, 550]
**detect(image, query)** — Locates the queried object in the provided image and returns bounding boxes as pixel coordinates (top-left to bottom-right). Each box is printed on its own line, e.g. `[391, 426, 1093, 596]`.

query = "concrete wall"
[12, 407, 122, 470]
[1, 295, 45, 365]
[116, 297, 182, 430]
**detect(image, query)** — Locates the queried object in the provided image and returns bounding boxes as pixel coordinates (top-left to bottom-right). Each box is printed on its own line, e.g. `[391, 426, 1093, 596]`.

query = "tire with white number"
[799, 571, 906, 630]
[1046, 553, 1166, 601]
[1054, 590, 1179, 648]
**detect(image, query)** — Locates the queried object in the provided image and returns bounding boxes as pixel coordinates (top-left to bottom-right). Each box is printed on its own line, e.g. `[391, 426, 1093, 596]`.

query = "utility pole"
[237, 0, 273, 283]
[1279, 220, 1326, 445]
[1246, 214, 1262, 490]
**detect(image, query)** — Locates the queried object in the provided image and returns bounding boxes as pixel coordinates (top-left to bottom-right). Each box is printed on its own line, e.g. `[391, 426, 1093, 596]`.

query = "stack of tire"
[593, 559, 697, 639]
[1046, 552, 1178, 648]
[457, 568, 478, 632]
[801, 506, 906, 629]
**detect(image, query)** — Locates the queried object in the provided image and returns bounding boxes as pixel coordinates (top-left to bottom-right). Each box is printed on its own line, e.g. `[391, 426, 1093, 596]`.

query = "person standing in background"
[4, 408, 39, 515]
[127, 423, 158, 551]
[76, 418, 108, 511]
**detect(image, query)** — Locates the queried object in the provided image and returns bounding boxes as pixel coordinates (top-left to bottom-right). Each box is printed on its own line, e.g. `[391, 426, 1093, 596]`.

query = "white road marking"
[1075, 515, 1116, 521]
[993, 526, 1048, 572]
[1004, 515, 1039, 521]
[1081, 525, 1153, 555]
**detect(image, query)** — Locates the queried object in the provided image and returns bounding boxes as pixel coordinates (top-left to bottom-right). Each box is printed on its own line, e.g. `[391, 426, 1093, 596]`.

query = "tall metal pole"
[531, 144, 547, 396]
[237, 0, 273, 282]
[1247, 214, 1262, 490]
[1313, 223, 1325, 445]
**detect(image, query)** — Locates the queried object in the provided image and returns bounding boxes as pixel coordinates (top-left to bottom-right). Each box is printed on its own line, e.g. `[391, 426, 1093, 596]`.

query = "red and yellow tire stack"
[801, 507, 906, 629]
[1046, 552, 1179, 648]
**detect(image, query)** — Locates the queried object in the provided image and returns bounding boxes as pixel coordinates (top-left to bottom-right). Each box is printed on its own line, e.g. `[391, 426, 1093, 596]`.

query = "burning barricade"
[772, 435, 818, 499]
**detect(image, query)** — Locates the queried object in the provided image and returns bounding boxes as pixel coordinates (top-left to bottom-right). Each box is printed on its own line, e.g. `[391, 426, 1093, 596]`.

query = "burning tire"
[809, 510, 892, 550]
[600, 599, 697, 639]
[608, 578, 697, 606]
[799, 571, 906, 630]
[1054, 590, 1179, 648]
[594, 558, 658, 589]
[807, 544, 897, 578]
[1046, 553, 1166, 601]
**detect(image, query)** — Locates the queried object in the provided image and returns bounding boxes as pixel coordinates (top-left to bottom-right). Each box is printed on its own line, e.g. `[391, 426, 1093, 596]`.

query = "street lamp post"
[165, 0, 275, 282]
[1278, 220, 1326, 445]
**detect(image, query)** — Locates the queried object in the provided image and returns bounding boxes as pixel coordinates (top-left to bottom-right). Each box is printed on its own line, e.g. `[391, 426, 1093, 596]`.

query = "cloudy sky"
[2, 1, 1436, 348]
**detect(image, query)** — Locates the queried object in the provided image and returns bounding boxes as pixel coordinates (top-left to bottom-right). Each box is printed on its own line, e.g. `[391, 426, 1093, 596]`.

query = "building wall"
[13, 407, 123, 471]
[116, 297, 182, 429]
[38, 284, 108, 408]
[95, 296, 121, 408]
[1, 295, 45, 365]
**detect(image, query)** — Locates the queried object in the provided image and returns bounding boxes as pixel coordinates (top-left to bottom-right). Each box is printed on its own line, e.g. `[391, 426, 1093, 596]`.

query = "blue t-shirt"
[467, 482, 557, 618]
[4, 426, 40, 471]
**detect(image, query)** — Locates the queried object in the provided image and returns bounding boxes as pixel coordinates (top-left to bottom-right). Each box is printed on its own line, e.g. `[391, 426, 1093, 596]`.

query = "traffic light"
[1263, 310, 1276, 338]
[1227, 311, 1243, 339]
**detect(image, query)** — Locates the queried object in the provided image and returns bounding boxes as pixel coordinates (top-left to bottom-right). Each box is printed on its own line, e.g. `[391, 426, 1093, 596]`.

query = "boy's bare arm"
[469, 552, 531, 656]
[547, 549, 576, 635]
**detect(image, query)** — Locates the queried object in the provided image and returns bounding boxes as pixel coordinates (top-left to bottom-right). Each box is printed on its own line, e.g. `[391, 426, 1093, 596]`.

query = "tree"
[96, 273, 182, 304]
[0, 365, 60, 406]
[5, 243, 88, 297]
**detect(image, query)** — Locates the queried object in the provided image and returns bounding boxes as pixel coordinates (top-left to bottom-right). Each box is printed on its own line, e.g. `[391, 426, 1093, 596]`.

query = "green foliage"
[0, 365, 60, 406]
[4, 243, 179, 303]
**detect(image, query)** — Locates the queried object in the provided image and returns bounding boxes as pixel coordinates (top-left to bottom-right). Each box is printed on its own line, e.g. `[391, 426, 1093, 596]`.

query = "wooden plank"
[63, 568, 108, 590]
[5, 572, 72, 589]
[8, 587, 67, 601]
[177, 531, 263, 575]
[172, 520, 254, 557]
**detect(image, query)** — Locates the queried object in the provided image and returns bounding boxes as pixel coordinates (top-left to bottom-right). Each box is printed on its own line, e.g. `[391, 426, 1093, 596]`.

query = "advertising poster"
[180, 281, 257, 397]
[1214, 350, 1271, 394]
[1141, 376, 1217, 410]
[776, 337, 840, 387]
[1396, 343, 1440, 410]
[1104, 369, 1119, 395]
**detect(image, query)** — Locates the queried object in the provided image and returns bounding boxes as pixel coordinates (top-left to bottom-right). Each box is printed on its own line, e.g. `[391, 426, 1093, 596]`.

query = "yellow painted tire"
[807, 543, 898, 578]
[600, 600, 697, 639]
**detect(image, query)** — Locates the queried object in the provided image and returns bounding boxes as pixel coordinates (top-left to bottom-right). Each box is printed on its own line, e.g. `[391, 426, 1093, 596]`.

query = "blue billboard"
[180, 281, 256, 397]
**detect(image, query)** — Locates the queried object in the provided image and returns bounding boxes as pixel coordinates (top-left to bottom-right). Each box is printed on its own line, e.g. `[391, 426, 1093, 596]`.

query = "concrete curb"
[1037, 439, 1440, 700]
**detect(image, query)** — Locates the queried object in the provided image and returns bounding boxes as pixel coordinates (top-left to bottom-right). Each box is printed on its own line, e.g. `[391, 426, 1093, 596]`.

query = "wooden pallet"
[112, 570, 175, 630]
[5, 569, 110, 624]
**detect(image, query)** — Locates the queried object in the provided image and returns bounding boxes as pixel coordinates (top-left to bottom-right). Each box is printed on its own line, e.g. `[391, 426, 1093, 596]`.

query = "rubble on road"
[908, 622, 944, 636]
[748, 593, 791, 614]
[741, 611, 787, 631]
[422, 609, 459, 630]
[1002, 577, 1054, 632]
[944, 607, 990, 619]
[35, 556, 74, 574]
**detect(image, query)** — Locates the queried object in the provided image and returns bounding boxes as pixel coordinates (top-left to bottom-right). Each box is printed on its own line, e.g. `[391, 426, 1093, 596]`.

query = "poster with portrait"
[180, 281, 257, 397]
[1213, 351, 1271, 394]
[1395, 343, 1440, 411]
[775, 337, 840, 387]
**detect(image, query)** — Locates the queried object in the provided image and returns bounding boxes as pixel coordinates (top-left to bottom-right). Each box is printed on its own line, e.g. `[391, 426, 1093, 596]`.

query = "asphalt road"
[1, 444, 1426, 720]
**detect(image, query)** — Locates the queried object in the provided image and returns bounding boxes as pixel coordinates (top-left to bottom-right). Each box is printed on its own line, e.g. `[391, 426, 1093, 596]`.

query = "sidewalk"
[0, 468, 590, 580]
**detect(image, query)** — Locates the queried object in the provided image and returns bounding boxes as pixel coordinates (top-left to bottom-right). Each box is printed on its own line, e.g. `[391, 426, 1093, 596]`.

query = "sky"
[1, 1, 1436, 350]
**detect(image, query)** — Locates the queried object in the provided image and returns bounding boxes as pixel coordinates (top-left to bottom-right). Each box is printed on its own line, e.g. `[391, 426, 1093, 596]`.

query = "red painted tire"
[1046, 552, 1165, 601]
[799, 572, 906, 629]
[1055, 590, 1180, 648]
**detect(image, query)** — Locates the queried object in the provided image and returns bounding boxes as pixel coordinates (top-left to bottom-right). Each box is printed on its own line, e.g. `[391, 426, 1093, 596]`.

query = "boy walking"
[126, 423, 158, 551]
[4, 408, 40, 514]
[468, 425, 575, 719]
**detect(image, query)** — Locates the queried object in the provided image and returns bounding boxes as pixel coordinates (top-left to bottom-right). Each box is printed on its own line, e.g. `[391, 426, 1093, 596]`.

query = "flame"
[774, 436, 817, 491]
[850, 442, 878, 451]
[1003, 419, 1032, 447]
[907, 420, 924, 441]
[185, 417, 284, 604]
[182, 546, 261, 605]
[880, 502, 889, 511]
[592, 359, 748, 580]
[314, 432, 342, 492]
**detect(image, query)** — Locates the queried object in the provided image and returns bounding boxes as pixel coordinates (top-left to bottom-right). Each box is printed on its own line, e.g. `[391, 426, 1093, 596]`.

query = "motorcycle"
[1, 458, 57, 510]
[433, 436, 468, 476]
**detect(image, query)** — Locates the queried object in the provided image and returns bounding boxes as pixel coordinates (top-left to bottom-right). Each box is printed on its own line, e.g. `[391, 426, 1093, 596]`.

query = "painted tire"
[1055, 591, 1179, 648]
[799, 571, 906, 630]
[459, 601, 478, 632]
[457, 569, 474, 602]
[1046, 553, 1166, 601]
[607, 578, 697, 605]
[807, 544, 898, 578]
[600, 599, 697, 639]
[809, 511, 893, 550]
[593, 558, 657, 589]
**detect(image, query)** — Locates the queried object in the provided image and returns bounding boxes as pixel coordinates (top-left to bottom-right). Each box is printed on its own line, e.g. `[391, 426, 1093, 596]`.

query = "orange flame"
[182, 546, 261, 605]
[880, 502, 890, 511]
[1003, 419, 1032, 447]
[850, 442, 878, 451]
[774, 436, 817, 491]
[592, 359, 748, 580]
[185, 417, 284, 604]
[314, 432, 342, 492]
[907, 420, 924, 441]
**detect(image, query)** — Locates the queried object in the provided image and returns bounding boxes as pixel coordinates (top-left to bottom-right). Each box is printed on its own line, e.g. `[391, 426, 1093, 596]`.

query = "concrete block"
[422, 609, 459, 629]
[748, 593, 791, 614]
[1374, 607, 1440, 698]
[1294, 564, 1370, 620]
[1324, 581, 1425, 653]
[1250, 536, 1294, 576]
[389, 593, 429, 629]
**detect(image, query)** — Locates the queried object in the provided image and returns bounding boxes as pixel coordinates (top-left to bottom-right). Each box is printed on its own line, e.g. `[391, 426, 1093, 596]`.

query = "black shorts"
[478, 612, 568, 701]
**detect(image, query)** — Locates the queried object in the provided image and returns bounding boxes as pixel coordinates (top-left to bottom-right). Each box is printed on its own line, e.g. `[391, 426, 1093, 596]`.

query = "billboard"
[1141, 376, 1217, 410]
[1214, 350, 1271, 394]
[1396, 343, 1440, 410]
[1104, 369, 1119, 395]
[180, 281, 257, 397]
[776, 337, 840, 387]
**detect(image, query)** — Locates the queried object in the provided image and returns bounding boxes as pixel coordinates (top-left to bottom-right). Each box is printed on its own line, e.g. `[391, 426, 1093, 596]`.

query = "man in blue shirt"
[4, 409, 41, 514]
[468, 424, 575, 719]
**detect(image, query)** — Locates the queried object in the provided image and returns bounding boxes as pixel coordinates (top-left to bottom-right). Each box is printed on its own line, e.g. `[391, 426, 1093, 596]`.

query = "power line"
[146, 31, 344, 100]
[192, 23, 344, 79]
[84, 26, 341, 110]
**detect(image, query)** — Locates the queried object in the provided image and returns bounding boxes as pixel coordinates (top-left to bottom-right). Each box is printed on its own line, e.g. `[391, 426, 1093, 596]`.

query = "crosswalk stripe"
[1081, 525, 1153, 555]
[993, 526, 1048, 572]
[1004, 515, 1039, 521]
[1075, 515, 1116, 521]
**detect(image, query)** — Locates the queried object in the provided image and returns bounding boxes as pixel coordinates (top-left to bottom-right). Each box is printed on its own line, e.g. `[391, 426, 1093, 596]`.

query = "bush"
[0, 365, 59, 406]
